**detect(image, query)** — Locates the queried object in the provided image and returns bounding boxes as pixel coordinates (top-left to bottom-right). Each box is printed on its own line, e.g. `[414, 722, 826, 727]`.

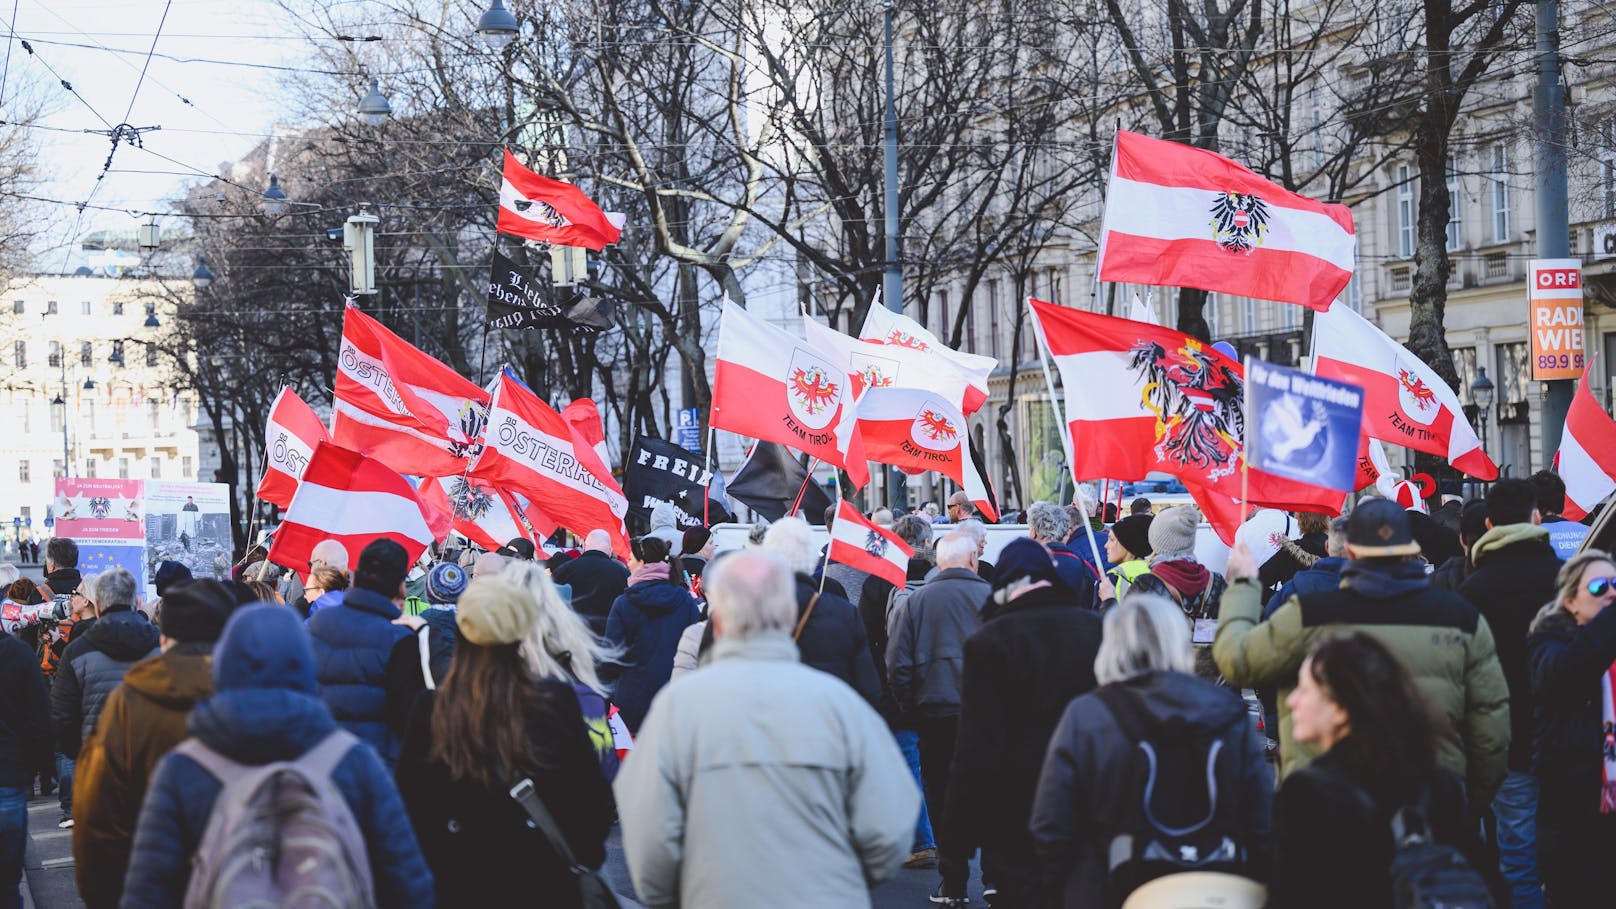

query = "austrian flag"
[827, 500, 913, 589]
[256, 386, 329, 510]
[267, 443, 450, 572]
[497, 148, 623, 251]
[1555, 370, 1616, 520]
[1098, 131, 1355, 311]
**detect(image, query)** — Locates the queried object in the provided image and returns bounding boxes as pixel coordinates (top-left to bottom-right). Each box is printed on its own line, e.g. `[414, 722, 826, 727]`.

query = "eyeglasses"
[1586, 577, 1616, 598]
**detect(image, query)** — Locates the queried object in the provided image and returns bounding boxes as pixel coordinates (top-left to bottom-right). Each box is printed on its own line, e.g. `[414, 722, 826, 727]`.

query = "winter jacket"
[857, 556, 934, 718]
[647, 501, 683, 549]
[885, 567, 990, 717]
[790, 574, 881, 706]
[614, 630, 919, 909]
[569, 680, 621, 781]
[1029, 670, 1273, 909]
[1458, 524, 1561, 771]
[1269, 749, 1480, 909]
[1526, 602, 1616, 833]
[1257, 556, 1345, 735]
[0, 632, 50, 789]
[1258, 534, 1327, 593]
[1410, 511, 1463, 564]
[416, 606, 458, 686]
[73, 647, 212, 909]
[1047, 542, 1099, 607]
[1540, 516, 1591, 560]
[942, 583, 1104, 894]
[1213, 565, 1511, 805]
[602, 578, 700, 732]
[1429, 554, 1471, 591]
[301, 588, 345, 622]
[306, 586, 419, 765]
[52, 607, 159, 759]
[395, 683, 614, 908]
[1106, 559, 1151, 601]
[671, 620, 706, 680]
[552, 550, 631, 635]
[118, 605, 432, 909]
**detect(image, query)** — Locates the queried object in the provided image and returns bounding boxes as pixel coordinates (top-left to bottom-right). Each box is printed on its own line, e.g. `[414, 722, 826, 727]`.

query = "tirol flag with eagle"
[497, 148, 623, 251]
[858, 301, 996, 414]
[711, 301, 850, 468]
[1029, 298, 1342, 541]
[836, 383, 999, 521]
[804, 318, 986, 418]
[1098, 130, 1355, 311]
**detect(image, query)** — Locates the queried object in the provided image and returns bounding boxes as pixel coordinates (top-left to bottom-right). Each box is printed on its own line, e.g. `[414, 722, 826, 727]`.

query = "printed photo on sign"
[143, 482, 233, 593]
[1246, 360, 1364, 494]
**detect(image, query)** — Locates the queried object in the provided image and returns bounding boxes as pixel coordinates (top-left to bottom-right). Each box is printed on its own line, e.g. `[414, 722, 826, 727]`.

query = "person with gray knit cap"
[1130, 505, 1228, 679]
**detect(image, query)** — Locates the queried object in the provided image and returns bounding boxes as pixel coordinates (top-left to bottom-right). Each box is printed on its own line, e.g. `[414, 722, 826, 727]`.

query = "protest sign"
[1245, 359, 1364, 494]
[625, 436, 733, 531]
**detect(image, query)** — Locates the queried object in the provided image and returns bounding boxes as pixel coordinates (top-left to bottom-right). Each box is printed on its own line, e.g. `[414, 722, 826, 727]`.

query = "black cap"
[1346, 499, 1421, 558]
[154, 560, 193, 597]
[496, 538, 536, 561]
[354, 539, 409, 595]
[157, 579, 234, 644]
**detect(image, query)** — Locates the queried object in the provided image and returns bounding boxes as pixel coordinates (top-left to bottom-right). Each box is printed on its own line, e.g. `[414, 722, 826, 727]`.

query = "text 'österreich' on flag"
[497, 148, 624, 251]
[1312, 303, 1499, 480]
[469, 370, 630, 556]
[257, 386, 329, 510]
[1555, 370, 1616, 520]
[858, 302, 995, 415]
[835, 383, 999, 521]
[332, 304, 491, 479]
[827, 500, 914, 589]
[267, 442, 451, 572]
[711, 301, 849, 468]
[1098, 130, 1355, 311]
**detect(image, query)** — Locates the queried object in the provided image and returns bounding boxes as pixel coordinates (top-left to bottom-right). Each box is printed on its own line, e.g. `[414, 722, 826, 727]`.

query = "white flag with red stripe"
[827, 500, 913, 588]
[418, 475, 536, 553]
[332, 304, 491, 478]
[1099, 130, 1355, 311]
[834, 382, 999, 520]
[257, 386, 330, 509]
[805, 318, 985, 417]
[1313, 303, 1498, 480]
[1556, 370, 1616, 520]
[711, 301, 849, 467]
[268, 442, 450, 571]
[469, 370, 630, 555]
[858, 302, 994, 414]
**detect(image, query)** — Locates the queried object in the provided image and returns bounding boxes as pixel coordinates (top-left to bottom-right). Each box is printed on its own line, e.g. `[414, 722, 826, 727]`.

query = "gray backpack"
[174, 729, 376, 909]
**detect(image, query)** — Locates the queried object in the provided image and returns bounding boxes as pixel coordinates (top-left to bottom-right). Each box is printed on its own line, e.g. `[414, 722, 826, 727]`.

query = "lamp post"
[358, 77, 392, 127]
[476, 0, 518, 49]
[1472, 366, 1495, 464]
[260, 176, 288, 216]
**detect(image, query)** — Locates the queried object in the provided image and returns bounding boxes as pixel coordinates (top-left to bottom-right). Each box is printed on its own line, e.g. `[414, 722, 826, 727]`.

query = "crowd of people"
[0, 467, 1608, 908]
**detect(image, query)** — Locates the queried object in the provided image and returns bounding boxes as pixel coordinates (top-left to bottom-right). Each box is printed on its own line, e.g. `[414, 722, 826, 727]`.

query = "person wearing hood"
[71, 580, 232, 909]
[934, 539, 1105, 907]
[646, 501, 684, 550]
[50, 569, 158, 830]
[552, 529, 631, 635]
[1526, 550, 1616, 907]
[1030, 593, 1272, 908]
[601, 536, 700, 732]
[761, 518, 879, 705]
[1457, 479, 1561, 909]
[1103, 514, 1153, 602]
[1212, 499, 1511, 807]
[119, 604, 433, 908]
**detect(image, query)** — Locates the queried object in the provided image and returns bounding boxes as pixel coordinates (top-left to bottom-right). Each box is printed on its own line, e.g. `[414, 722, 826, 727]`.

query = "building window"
[145, 345, 158, 367]
[1491, 144, 1510, 243]
[964, 292, 977, 353]
[12, 340, 23, 369]
[85, 458, 96, 479]
[80, 301, 92, 316]
[1390, 266, 1411, 292]
[10, 301, 21, 315]
[1281, 299, 1299, 330]
[17, 460, 28, 483]
[182, 455, 192, 479]
[1396, 164, 1415, 258]
[47, 341, 61, 368]
[112, 302, 124, 316]
[80, 342, 92, 366]
[110, 340, 124, 364]
[49, 404, 62, 433]
[1445, 154, 1462, 252]
[1451, 347, 1478, 406]
[1242, 298, 1257, 333]
[1497, 342, 1531, 404]
[149, 457, 161, 479]
[1485, 252, 1508, 279]
[52, 460, 64, 479]
[117, 458, 129, 480]
[144, 301, 156, 319]
[45, 301, 57, 315]
[1607, 160, 1616, 220]
[148, 400, 160, 429]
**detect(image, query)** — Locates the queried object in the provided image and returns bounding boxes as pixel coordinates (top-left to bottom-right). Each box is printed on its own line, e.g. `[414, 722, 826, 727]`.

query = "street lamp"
[193, 257, 214, 290]
[357, 77, 391, 127]
[476, 0, 518, 49]
[144, 313, 160, 329]
[260, 175, 288, 216]
[1472, 366, 1495, 455]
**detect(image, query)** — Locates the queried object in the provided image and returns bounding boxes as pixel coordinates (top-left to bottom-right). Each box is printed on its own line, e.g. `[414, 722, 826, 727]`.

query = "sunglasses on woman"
[1585, 577, 1616, 598]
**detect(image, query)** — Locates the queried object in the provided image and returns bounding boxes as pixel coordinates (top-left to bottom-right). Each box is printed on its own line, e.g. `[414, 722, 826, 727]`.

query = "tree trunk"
[1406, 123, 1461, 393]
[1177, 287, 1211, 341]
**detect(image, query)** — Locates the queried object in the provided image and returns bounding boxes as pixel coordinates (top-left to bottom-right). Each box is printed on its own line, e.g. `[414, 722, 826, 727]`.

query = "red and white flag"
[711, 301, 849, 467]
[268, 442, 450, 571]
[1313, 303, 1498, 480]
[1353, 436, 1394, 493]
[469, 370, 630, 555]
[805, 318, 985, 417]
[1556, 371, 1616, 520]
[418, 475, 536, 553]
[836, 383, 999, 520]
[1028, 298, 1343, 539]
[858, 302, 994, 414]
[1099, 130, 1355, 311]
[497, 148, 623, 251]
[561, 398, 612, 467]
[257, 386, 329, 509]
[332, 304, 491, 478]
[827, 500, 913, 588]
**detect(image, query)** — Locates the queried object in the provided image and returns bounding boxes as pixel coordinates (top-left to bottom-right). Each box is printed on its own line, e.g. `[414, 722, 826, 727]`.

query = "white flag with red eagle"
[257, 386, 330, 509]
[496, 148, 623, 251]
[1098, 130, 1355, 311]
[858, 302, 995, 414]
[267, 442, 451, 572]
[827, 499, 914, 589]
[1556, 370, 1616, 520]
[804, 318, 984, 417]
[331, 304, 492, 479]
[1313, 303, 1498, 480]
[711, 301, 850, 468]
[836, 383, 999, 521]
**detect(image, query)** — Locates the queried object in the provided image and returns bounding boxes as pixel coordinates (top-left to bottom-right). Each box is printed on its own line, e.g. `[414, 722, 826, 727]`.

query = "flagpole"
[788, 457, 820, 517]
[819, 473, 841, 596]
[1240, 356, 1253, 527]
[703, 425, 716, 526]
[1028, 296, 1077, 490]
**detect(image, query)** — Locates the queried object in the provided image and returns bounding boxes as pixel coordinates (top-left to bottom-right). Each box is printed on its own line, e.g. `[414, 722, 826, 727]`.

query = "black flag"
[726, 441, 833, 524]
[486, 249, 614, 332]
[624, 436, 733, 532]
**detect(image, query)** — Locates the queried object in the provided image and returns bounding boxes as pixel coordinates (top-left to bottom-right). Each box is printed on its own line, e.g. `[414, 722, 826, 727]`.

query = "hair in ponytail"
[631, 535, 687, 589]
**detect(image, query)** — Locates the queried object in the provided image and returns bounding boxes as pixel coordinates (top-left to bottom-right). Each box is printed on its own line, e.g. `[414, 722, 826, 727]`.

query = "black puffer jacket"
[51, 606, 159, 758]
[791, 574, 880, 706]
[1527, 601, 1616, 831]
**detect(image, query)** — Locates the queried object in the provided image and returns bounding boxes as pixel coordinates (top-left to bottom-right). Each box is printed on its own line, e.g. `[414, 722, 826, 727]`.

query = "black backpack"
[1386, 794, 1494, 909]
[1096, 683, 1252, 896]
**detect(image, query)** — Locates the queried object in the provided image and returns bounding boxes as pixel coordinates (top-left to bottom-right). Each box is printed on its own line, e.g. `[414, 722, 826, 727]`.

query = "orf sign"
[1529, 259, 1585, 381]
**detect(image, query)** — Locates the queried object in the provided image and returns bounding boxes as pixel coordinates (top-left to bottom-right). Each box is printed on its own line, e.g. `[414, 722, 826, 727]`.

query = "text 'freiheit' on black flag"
[624, 436, 734, 532]
[726, 441, 833, 525]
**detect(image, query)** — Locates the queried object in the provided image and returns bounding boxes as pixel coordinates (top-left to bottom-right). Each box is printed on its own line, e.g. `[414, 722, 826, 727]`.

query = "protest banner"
[625, 436, 733, 531]
[1244, 359, 1364, 494]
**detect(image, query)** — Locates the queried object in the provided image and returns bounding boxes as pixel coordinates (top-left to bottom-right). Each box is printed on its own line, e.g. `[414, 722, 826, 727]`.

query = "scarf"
[1604, 663, 1616, 813]
[1149, 559, 1210, 598]
[629, 561, 671, 586]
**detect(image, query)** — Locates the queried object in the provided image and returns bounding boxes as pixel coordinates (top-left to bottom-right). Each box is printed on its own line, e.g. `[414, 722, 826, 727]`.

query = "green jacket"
[1212, 574, 1510, 805]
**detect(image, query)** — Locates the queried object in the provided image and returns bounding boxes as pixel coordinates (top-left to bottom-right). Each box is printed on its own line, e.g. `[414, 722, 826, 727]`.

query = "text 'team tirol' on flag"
[469, 370, 631, 556]
[1555, 369, 1616, 520]
[1098, 130, 1355, 311]
[711, 301, 850, 468]
[332, 303, 492, 478]
[1027, 298, 1343, 541]
[827, 499, 914, 589]
[268, 442, 451, 572]
[803, 317, 985, 417]
[257, 385, 330, 510]
[858, 301, 995, 414]
[834, 382, 999, 521]
[1312, 302, 1499, 481]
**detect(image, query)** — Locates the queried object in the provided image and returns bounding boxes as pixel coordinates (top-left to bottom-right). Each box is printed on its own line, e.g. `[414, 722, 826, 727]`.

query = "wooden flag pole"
[788, 458, 820, 517]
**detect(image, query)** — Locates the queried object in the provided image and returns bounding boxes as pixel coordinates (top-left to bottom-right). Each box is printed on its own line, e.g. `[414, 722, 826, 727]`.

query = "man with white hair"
[762, 517, 880, 705]
[886, 529, 992, 888]
[953, 519, 995, 583]
[616, 549, 919, 909]
[552, 528, 630, 635]
[1027, 502, 1096, 607]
